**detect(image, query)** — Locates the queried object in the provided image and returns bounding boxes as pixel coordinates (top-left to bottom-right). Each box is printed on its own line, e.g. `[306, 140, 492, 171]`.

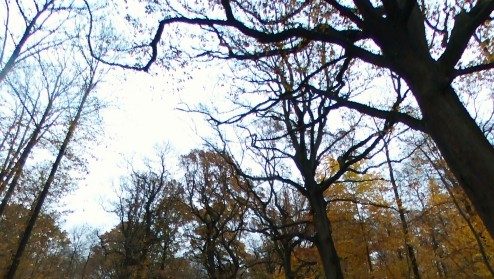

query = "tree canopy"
[2, 1, 494, 278]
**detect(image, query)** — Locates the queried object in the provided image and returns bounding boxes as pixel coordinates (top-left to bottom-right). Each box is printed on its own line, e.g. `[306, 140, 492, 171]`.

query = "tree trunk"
[0, 93, 55, 218]
[430, 234, 448, 278]
[282, 244, 294, 279]
[405, 68, 494, 238]
[309, 189, 344, 279]
[353, 200, 374, 278]
[81, 250, 91, 279]
[385, 144, 421, 279]
[366, 1, 494, 239]
[0, 123, 43, 218]
[205, 239, 218, 279]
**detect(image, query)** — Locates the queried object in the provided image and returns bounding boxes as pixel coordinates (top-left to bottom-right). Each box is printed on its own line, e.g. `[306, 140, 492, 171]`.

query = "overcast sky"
[61, 66, 221, 232]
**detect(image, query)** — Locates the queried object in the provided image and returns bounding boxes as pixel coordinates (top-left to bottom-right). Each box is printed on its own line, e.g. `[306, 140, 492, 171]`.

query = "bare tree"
[89, 148, 186, 279]
[384, 138, 421, 279]
[0, 0, 78, 84]
[0, 45, 102, 218]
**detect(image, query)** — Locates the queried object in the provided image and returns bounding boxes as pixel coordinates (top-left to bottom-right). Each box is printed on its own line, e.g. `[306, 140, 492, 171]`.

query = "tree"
[92, 149, 187, 279]
[0, 35, 104, 220]
[317, 158, 397, 278]
[0, 54, 73, 217]
[62, 225, 99, 279]
[248, 184, 312, 279]
[0, 203, 70, 278]
[94, 0, 494, 237]
[416, 139, 494, 278]
[180, 149, 250, 279]
[200, 37, 391, 277]
[384, 138, 421, 279]
[366, 131, 494, 278]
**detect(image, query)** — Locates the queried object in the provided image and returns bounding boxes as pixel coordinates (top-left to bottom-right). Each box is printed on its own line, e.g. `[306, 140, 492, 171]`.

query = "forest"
[1, 0, 494, 278]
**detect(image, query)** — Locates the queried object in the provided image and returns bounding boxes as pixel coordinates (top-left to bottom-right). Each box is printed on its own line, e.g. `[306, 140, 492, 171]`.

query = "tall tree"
[3, 47, 102, 279]
[248, 181, 312, 279]
[319, 158, 395, 278]
[384, 139, 421, 279]
[0, 26, 104, 220]
[200, 39, 390, 277]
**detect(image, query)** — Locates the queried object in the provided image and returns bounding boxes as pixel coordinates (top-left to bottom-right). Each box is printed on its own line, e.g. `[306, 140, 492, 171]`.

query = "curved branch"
[87, 0, 389, 71]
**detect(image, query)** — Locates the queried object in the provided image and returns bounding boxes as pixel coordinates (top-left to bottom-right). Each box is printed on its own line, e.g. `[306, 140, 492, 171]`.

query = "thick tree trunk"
[205, 239, 218, 279]
[367, 1, 494, 239]
[430, 233, 448, 278]
[406, 69, 494, 238]
[309, 190, 344, 279]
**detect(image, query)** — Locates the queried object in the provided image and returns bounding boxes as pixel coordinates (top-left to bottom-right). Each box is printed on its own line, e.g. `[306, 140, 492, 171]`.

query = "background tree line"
[2, 144, 492, 278]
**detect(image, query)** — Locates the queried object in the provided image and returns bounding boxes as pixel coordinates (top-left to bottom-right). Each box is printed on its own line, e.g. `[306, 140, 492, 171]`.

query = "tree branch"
[308, 85, 426, 132]
[439, 0, 494, 72]
[454, 61, 494, 77]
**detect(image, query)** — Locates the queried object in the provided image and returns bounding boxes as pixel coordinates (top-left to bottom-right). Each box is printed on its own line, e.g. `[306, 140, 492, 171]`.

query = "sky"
[0, 0, 229, 234]
[61, 66, 221, 232]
